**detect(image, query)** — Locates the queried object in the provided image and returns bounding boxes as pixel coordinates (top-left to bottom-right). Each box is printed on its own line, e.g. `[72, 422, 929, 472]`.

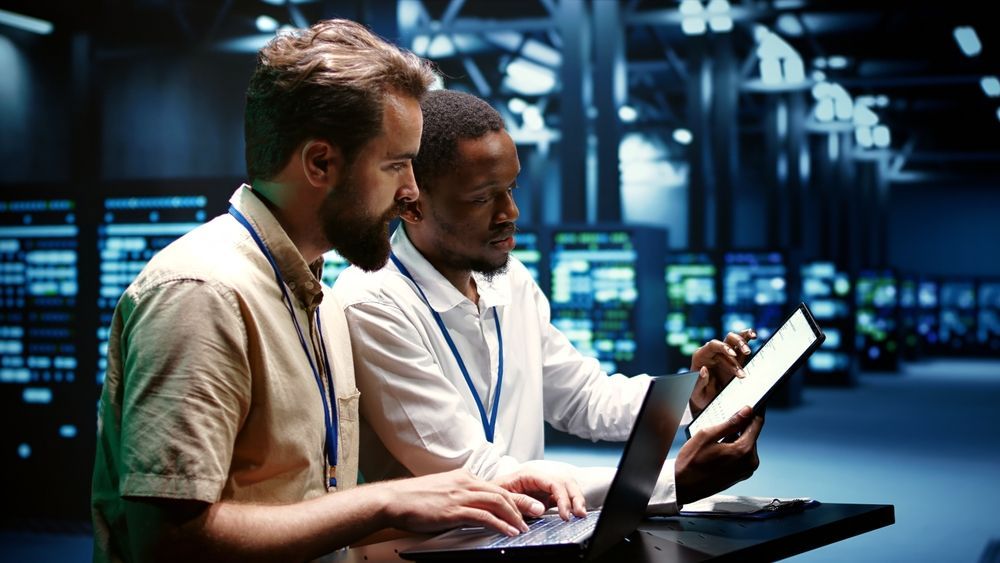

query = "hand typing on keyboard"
[485, 513, 599, 548]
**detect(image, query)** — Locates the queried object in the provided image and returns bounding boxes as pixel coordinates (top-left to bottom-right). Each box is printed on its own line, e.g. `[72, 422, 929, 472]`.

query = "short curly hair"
[245, 19, 437, 181]
[412, 90, 506, 192]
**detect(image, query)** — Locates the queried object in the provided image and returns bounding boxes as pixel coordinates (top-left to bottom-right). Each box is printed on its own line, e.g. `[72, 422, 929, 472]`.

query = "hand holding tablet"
[687, 303, 825, 438]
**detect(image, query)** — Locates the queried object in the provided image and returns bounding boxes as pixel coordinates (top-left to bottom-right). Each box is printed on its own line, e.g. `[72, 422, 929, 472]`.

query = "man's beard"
[432, 206, 512, 281]
[319, 175, 402, 272]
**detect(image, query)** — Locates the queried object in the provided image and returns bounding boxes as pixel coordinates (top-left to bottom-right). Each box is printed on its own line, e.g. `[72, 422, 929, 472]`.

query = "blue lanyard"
[389, 252, 504, 443]
[229, 206, 339, 488]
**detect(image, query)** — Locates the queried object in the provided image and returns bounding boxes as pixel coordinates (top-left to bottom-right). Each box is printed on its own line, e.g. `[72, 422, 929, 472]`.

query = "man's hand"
[380, 468, 539, 537]
[688, 329, 757, 417]
[674, 406, 764, 506]
[493, 467, 587, 521]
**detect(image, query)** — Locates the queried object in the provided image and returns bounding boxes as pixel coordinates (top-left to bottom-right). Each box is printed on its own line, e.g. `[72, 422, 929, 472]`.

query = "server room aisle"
[1, 358, 998, 562]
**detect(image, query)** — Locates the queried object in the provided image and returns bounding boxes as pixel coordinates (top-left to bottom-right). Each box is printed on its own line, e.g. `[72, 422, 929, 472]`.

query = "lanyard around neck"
[229, 205, 339, 488]
[389, 252, 504, 443]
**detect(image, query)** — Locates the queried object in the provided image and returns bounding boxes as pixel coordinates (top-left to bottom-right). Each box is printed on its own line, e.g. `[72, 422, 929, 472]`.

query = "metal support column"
[558, 0, 589, 223]
[709, 33, 737, 249]
[685, 36, 712, 249]
[592, 0, 623, 222]
[785, 91, 806, 250]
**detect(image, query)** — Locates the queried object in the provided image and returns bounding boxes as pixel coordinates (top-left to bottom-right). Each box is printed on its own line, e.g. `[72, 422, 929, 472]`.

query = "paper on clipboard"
[679, 494, 819, 519]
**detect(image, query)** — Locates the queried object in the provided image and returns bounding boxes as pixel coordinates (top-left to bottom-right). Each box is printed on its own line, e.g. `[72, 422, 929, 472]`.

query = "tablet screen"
[688, 305, 822, 436]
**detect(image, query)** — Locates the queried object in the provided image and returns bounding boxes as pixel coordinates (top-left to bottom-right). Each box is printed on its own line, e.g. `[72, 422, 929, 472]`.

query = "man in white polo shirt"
[334, 89, 764, 514]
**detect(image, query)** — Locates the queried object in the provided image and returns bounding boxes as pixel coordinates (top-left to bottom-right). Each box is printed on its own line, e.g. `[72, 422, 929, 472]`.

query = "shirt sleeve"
[345, 300, 524, 480]
[531, 283, 652, 442]
[117, 279, 251, 503]
[529, 283, 681, 513]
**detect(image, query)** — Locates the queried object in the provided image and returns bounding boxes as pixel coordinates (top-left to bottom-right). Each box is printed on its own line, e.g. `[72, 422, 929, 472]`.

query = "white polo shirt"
[334, 226, 681, 512]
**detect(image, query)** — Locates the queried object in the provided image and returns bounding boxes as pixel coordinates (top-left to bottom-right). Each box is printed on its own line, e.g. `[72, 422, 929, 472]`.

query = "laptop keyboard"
[483, 512, 599, 548]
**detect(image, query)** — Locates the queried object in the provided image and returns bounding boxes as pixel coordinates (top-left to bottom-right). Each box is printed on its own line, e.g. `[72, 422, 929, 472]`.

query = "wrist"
[366, 481, 397, 530]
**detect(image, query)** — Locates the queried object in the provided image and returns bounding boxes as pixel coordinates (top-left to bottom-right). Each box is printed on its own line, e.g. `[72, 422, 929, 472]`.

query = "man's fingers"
[510, 492, 546, 518]
[466, 490, 528, 533]
[725, 332, 752, 356]
[733, 413, 765, 444]
[704, 406, 754, 442]
[569, 479, 587, 517]
[457, 507, 523, 537]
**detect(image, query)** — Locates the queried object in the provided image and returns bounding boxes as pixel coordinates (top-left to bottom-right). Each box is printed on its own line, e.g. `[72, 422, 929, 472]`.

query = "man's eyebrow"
[470, 180, 515, 192]
[386, 151, 418, 160]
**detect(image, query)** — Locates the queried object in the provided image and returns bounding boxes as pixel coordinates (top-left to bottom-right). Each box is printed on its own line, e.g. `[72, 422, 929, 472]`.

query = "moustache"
[490, 224, 518, 241]
[381, 200, 407, 222]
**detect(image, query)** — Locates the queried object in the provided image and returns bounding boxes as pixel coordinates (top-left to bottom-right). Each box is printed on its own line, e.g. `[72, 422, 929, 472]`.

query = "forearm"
[126, 484, 394, 562]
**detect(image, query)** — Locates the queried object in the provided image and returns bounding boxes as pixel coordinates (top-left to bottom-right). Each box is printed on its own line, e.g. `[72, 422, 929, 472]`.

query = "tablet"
[687, 303, 825, 438]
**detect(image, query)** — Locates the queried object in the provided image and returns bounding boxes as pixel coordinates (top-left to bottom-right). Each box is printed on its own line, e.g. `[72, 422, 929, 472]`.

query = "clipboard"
[678, 495, 821, 519]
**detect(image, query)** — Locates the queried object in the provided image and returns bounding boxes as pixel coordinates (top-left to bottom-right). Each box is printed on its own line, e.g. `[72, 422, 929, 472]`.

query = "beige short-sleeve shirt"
[92, 186, 359, 562]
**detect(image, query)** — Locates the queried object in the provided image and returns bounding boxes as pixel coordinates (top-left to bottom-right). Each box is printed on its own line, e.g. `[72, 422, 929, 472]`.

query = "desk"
[332, 503, 894, 562]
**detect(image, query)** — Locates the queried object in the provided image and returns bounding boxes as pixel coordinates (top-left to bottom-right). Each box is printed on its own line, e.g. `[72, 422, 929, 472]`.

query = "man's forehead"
[379, 93, 422, 158]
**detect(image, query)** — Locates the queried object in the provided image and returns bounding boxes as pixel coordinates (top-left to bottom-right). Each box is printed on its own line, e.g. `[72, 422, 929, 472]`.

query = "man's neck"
[404, 227, 480, 304]
[251, 181, 326, 264]
[443, 268, 479, 305]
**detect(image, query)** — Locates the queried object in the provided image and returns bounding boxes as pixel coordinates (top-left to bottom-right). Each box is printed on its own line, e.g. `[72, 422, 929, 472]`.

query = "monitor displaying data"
[855, 270, 898, 371]
[549, 227, 666, 375]
[97, 196, 210, 383]
[938, 280, 977, 353]
[511, 228, 543, 285]
[800, 261, 853, 384]
[1, 197, 88, 519]
[722, 251, 789, 345]
[977, 280, 1000, 353]
[665, 252, 719, 371]
[899, 276, 939, 357]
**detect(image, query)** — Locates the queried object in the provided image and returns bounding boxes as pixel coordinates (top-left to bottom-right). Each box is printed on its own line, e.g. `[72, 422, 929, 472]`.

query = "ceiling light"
[255, 15, 278, 33]
[503, 58, 556, 96]
[522, 106, 545, 131]
[872, 125, 891, 148]
[681, 17, 707, 35]
[953, 26, 982, 57]
[776, 14, 803, 36]
[814, 98, 835, 122]
[679, 0, 704, 16]
[783, 56, 805, 83]
[507, 98, 528, 114]
[0, 8, 54, 35]
[981, 76, 1000, 97]
[708, 16, 733, 33]
[827, 56, 848, 69]
[672, 128, 693, 145]
[618, 105, 638, 123]
[705, 0, 730, 13]
[855, 126, 873, 148]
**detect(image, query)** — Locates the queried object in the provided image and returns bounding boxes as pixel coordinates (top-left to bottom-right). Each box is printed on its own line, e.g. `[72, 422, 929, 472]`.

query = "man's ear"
[399, 199, 423, 224]
[301, 140, 343, 189]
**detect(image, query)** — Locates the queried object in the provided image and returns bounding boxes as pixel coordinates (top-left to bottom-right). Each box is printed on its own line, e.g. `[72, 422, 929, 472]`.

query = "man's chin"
[343, 248, 390, 273]
[474, 255, 511, 281]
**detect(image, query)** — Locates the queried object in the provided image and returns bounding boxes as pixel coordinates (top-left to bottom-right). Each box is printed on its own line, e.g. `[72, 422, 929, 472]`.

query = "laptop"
[400, 371, 700, 562]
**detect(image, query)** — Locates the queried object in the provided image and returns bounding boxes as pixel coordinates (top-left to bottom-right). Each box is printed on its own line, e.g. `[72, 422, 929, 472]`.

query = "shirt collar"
[230, 184, 325, 308]
[390, 226, 512, 313]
